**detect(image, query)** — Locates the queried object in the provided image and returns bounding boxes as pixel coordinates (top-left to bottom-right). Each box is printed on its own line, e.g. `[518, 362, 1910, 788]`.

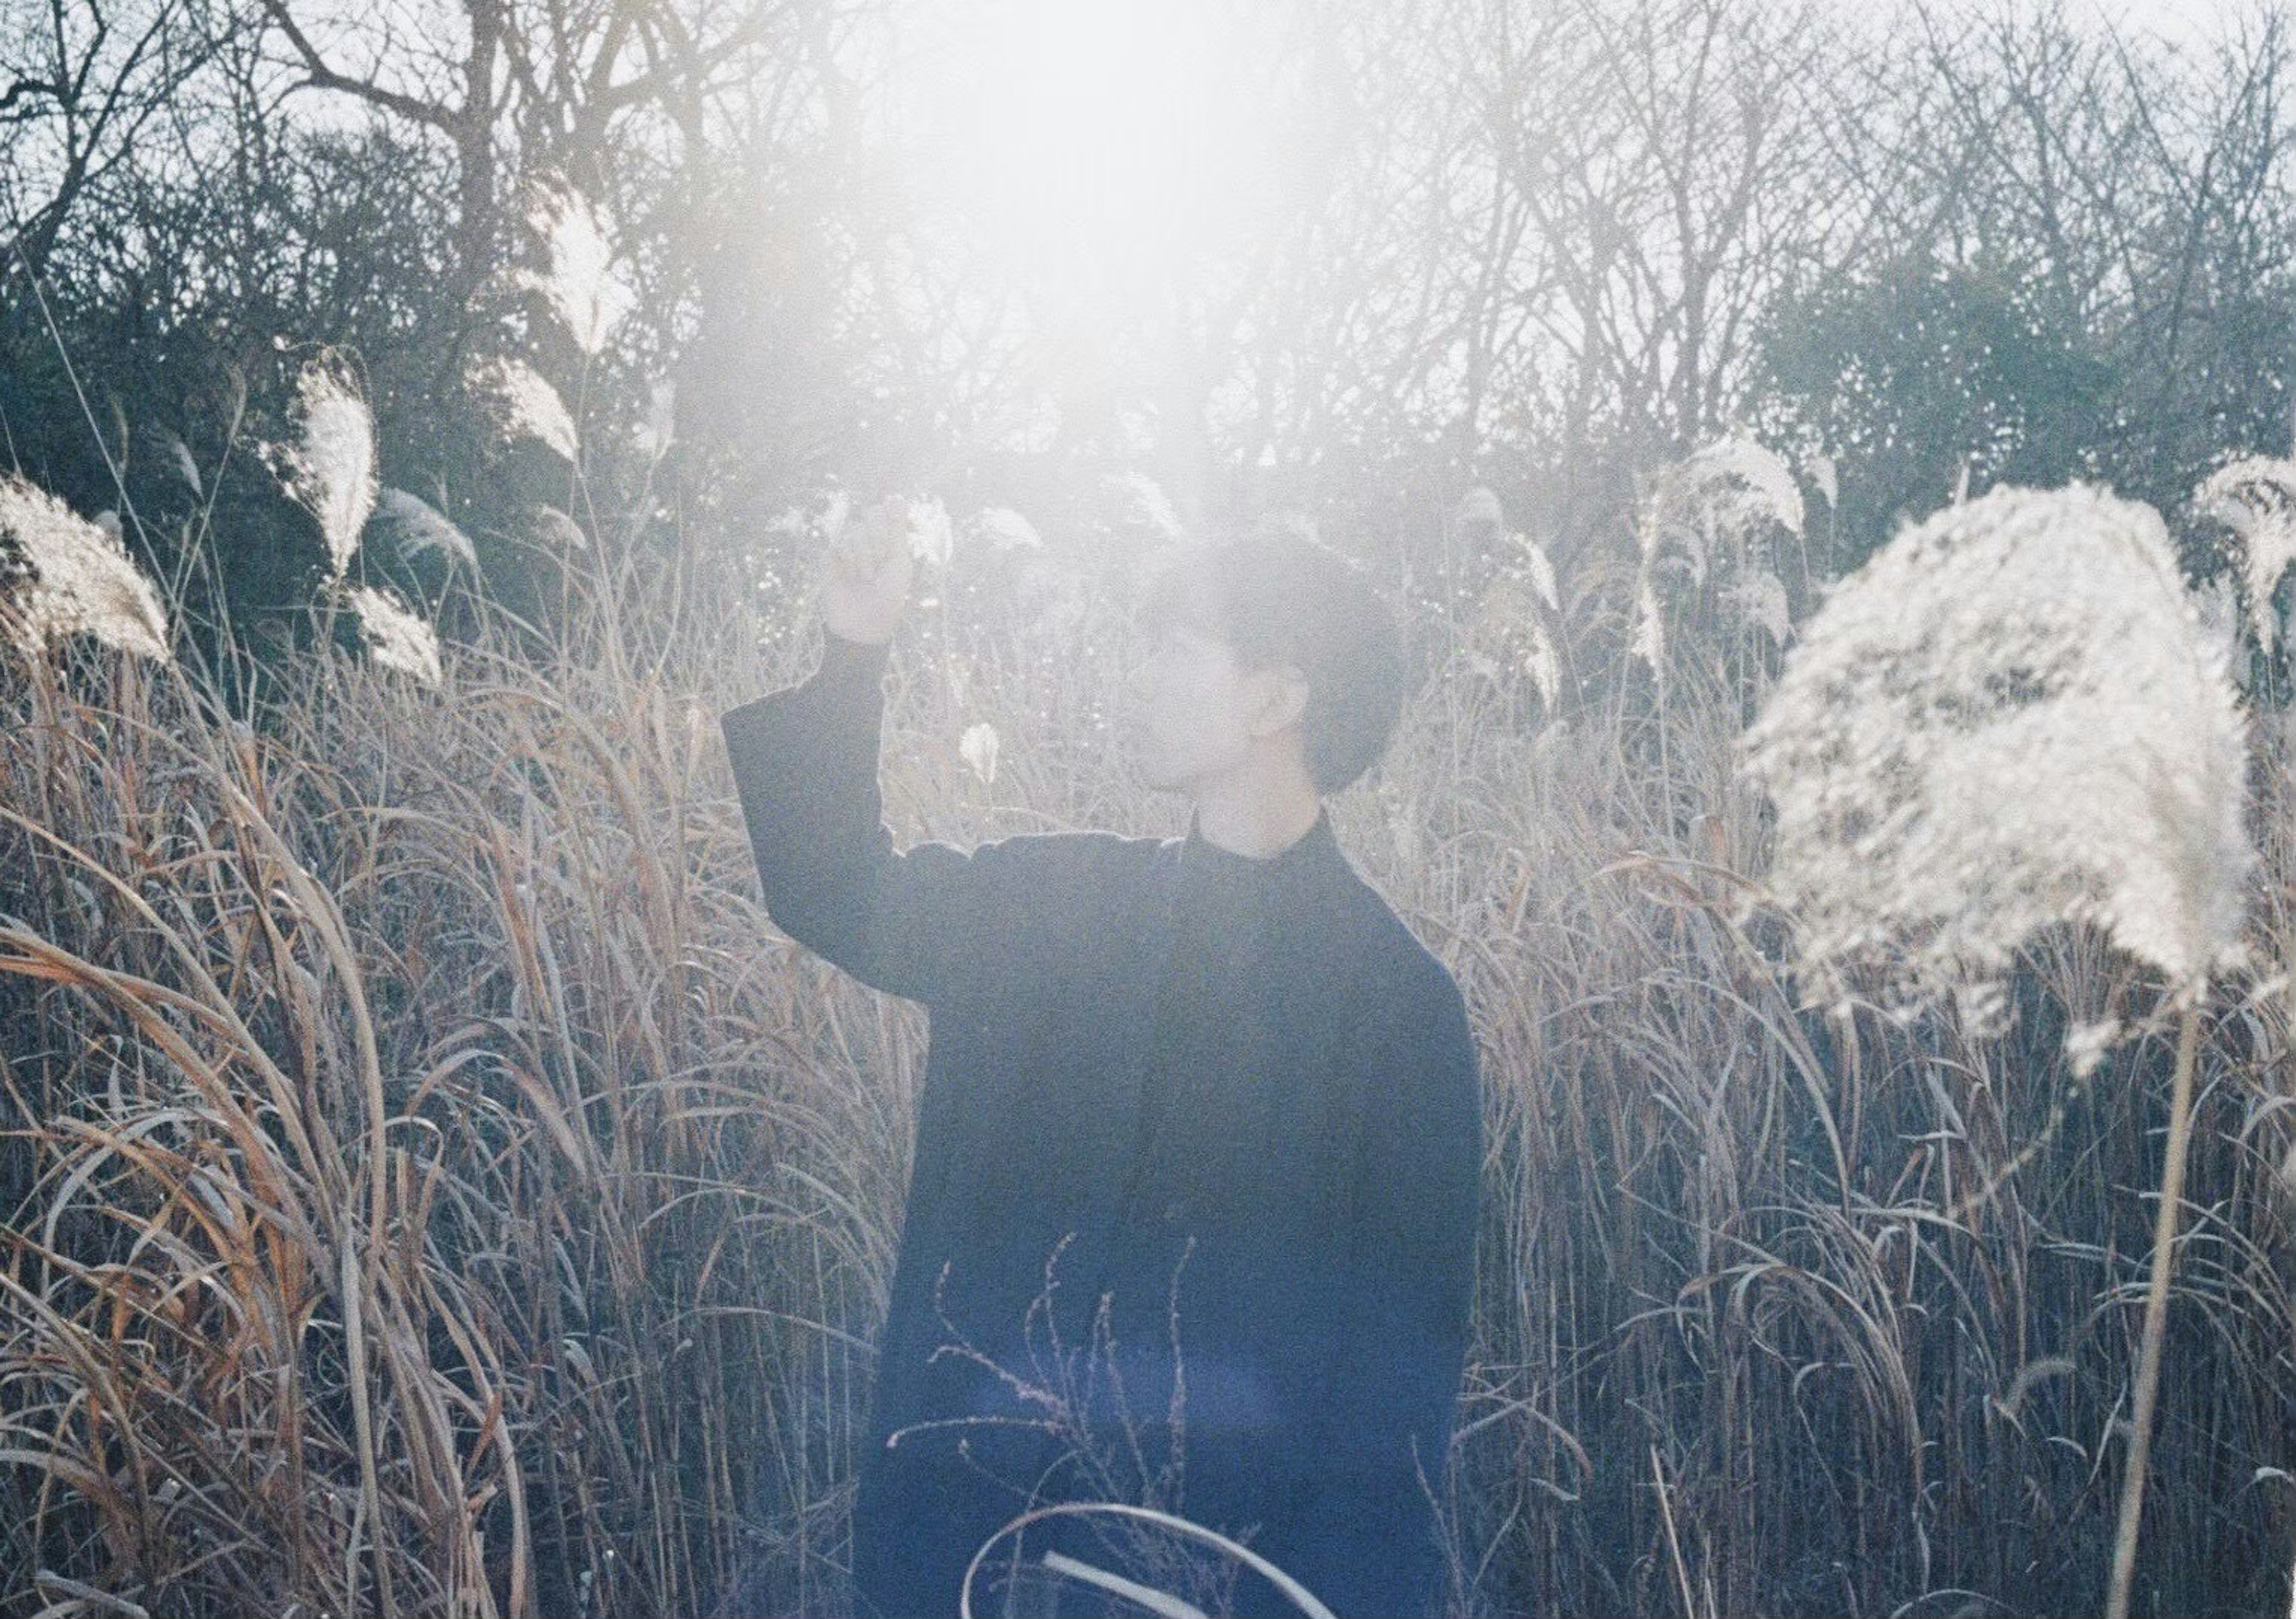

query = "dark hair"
[1140, 519, 1408, 794]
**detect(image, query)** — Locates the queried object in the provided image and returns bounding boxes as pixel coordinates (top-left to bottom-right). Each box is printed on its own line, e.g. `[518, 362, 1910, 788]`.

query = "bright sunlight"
[897, 0, 1297, 320]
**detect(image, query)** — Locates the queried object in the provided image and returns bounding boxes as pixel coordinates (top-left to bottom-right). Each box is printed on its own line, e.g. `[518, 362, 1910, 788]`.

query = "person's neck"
[1188, 757, 1324, 860]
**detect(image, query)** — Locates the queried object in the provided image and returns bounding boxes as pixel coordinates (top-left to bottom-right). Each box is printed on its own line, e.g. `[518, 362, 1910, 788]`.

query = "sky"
[2030, 0, 2255, 51]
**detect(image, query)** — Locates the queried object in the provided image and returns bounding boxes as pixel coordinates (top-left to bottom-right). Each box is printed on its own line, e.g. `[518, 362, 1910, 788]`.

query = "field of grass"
[1, 499, 2293, 1618]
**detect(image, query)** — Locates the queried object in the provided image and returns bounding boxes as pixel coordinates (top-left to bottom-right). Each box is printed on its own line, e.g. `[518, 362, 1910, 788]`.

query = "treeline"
[5, 0, 2295, 639]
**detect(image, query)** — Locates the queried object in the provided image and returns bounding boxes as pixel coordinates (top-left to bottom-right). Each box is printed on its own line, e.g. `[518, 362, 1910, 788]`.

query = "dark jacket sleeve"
[720, 633, 1009, 1007]
[1268, 970, 1482, 1618]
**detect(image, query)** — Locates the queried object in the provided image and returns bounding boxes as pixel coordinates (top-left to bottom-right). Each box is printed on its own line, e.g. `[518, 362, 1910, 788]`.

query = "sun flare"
[900, 0, 1292, 319]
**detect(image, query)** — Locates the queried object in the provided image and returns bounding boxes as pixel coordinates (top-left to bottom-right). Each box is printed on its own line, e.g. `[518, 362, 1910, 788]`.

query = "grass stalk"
[2104, 997, 2205, 1619]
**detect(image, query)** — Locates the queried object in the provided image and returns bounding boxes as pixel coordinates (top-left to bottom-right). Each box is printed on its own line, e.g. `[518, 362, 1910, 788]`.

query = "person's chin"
[1135, 759, 1184, 793]
[1132, 749, 1190, 795]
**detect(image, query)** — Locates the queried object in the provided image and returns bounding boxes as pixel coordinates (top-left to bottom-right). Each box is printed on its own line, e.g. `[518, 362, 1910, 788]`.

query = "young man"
[720, 501, 1481, 1618]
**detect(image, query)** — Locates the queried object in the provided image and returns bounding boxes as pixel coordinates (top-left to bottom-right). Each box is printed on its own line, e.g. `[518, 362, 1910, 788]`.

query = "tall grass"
[1, 483, 2292, 1617]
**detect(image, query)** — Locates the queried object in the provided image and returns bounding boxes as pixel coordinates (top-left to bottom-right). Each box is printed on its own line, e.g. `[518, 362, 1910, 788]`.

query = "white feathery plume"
[768, 488, 851, 546]
[820, 490, 853, 542]
[1644, 436, 1805, 565]
[279, 361, 377, 580]
[376, 488, 478, 569]
[908, 496, 955, 566]
[2063, 1018, 2124, 1080]
[522, 181, 635, 356]
[1631, 573, 1666, 675]
[529, 506, 591, 553]
[1805, 450, 1838, 513]
[1741, 483, 2249, 1033]
[1517, 533, 1559, 614]
[0, 475, 172, 661]
[164, 432, 201, 497]
[1107, 472, 1186, 543]
[634, 380, 676, 461]
[468, 356, 580, 463]
[1455, 485, 1504, 532]
[959, 720, 1000, 785]
[346, 584, 444, 686]
[1636, 436, 1806, 667]
[2193, 455, 2296, 647]
[1524, 618, 1562, 710]
[970, 506, 1043, 551]
[1729, 570, 1793, 647]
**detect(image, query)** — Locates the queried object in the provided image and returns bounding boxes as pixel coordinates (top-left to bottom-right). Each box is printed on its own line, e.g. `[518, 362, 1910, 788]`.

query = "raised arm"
[720, 499, 1004, 1006]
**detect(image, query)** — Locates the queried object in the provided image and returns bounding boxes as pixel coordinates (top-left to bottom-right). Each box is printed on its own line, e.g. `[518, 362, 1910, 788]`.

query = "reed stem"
[2105, 998, 2204, 1619]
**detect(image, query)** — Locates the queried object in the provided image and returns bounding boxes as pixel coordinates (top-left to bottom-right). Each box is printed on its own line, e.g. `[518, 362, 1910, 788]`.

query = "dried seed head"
[376, 489, 477, 570]
[1635, 437, 1805, 668]
[1631, 572, 1667, 676]
[1456, 485, 1504, 533]
[346, 584, 443, 686]
[2193, 455, 2296, 648]
[1517, 534, 1559, 615]
[1727, 570, 1793, 646]
[969, 506, 1043, 552]
[0, 475, 171, 661]
[1524, 618, 1562, 710]
[528, 506, 591, 553]
[164, 432, 201, 497]
[521, 181, 634, 356]
[908, 496, 955, 567]
[959, 720, 1000, 785]
[1105, 472, 1185, 545]
[1741, 483, 2249, 1025]
[634, 380, 676, 461]
[1805, 450, 1839, 513]
[1644, 436, 1806, 563]
[467, 356, 579, 463]
[278, 359, 377, 579]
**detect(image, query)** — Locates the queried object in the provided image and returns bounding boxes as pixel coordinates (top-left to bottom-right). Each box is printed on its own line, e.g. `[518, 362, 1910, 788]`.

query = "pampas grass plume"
[970, 506, 1043, 552]
[1741, 482, 2249, 1026]
[635, 380, 676, 460]
[280, 360, 377, 579]
[0, 475, 172, 660]
[530, 505, 592, 553]
[908, 496, 955, 566]
[377, 488, 478, 570]
[960, 720, 1000, 784]
[523, 181, 635, 356]
[1634, 436, 1803, 673]
[1517, 533, 1559, 614]
[1652, 435, 1805, 551]
[1106, 472, 1185, 545]
[1456, 485, 1504, 533]
[346, 584, 444, 686]
[2193, 455, 2296, 647]
[1805, 450, 1839, 512]
[468, 356, 581, 463]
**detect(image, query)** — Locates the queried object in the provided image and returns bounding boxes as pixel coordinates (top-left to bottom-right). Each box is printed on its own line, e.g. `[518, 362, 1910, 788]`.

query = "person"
[719, 499, 1482, 1618]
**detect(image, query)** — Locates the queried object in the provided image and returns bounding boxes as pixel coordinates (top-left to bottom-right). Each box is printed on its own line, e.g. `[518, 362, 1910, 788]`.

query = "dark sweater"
[720, 636, 1482, 1618]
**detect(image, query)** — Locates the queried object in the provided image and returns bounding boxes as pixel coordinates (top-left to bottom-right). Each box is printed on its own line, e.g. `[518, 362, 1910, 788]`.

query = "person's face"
[1126, 619, 1296, 794]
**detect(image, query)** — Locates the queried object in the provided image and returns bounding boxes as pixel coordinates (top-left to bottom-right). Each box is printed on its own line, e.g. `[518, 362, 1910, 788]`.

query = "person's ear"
[1245, 664, 1310, 737]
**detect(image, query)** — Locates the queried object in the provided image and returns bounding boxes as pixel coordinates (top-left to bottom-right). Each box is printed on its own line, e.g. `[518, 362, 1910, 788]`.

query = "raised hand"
[820, 496, 917, 646]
